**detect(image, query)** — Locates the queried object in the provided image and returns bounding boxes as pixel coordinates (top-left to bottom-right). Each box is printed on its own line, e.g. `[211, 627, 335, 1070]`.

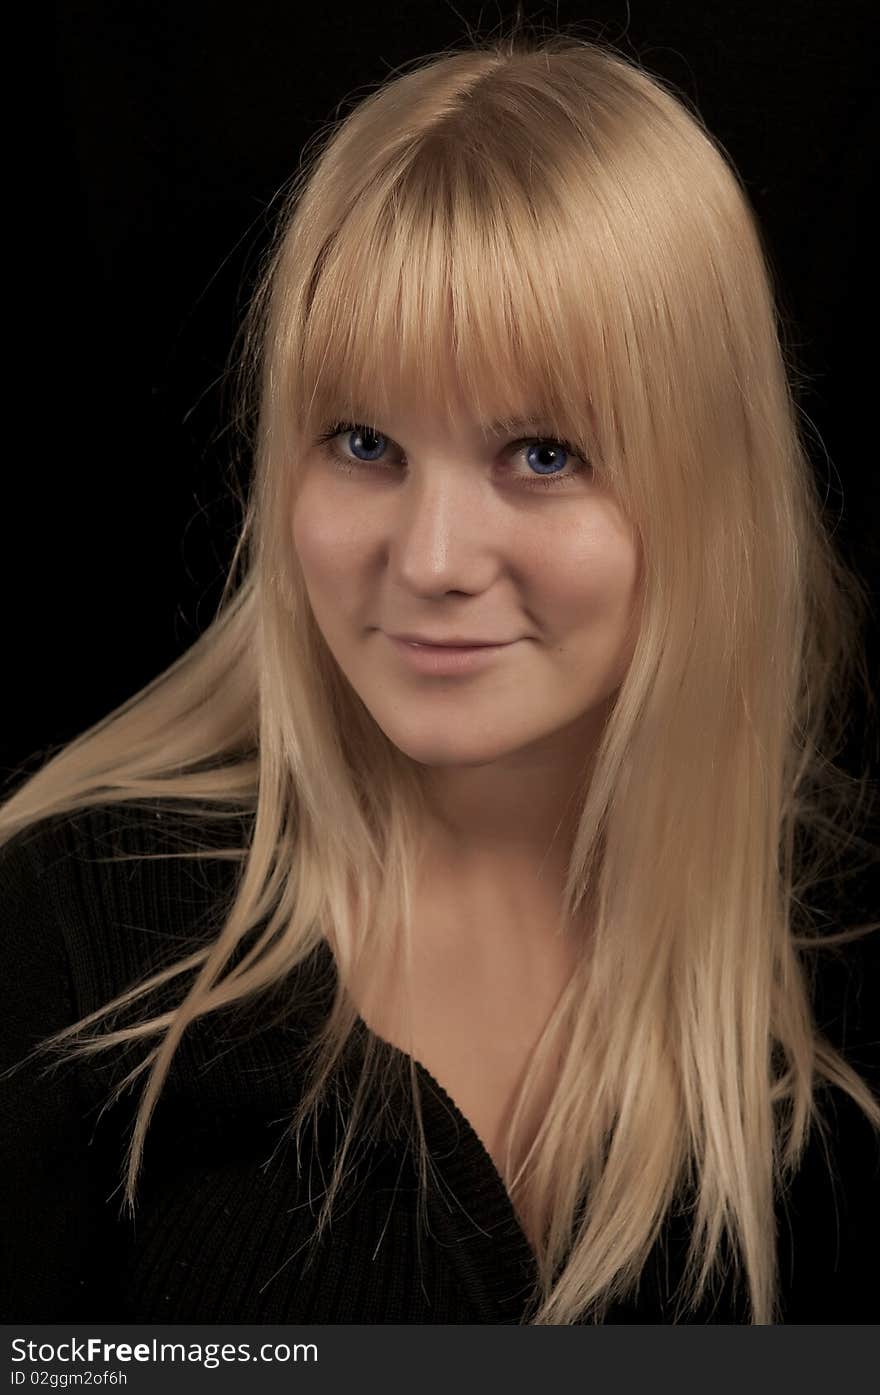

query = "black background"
[13, 1, 879, 813]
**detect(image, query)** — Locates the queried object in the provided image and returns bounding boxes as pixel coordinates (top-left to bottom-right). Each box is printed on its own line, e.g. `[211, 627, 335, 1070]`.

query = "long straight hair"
[3, 25, 879, 1324]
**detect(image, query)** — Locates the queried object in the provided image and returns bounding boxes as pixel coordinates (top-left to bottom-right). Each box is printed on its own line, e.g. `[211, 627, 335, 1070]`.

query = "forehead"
[301, 346, 583, 439]
[292, 286, 605, 461]
[318, 400, 568, 435]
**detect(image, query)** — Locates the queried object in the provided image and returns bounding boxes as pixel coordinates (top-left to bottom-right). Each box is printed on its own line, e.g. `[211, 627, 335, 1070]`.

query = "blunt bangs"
[293, 146, 607, 465]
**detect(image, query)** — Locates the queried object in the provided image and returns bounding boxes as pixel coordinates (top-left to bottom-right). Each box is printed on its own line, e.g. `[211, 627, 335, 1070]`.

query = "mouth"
[389, 633, 511, 648]
[386, 634, 516, 675]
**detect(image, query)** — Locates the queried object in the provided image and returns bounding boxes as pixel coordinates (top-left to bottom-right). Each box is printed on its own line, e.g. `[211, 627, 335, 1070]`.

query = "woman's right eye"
[314, 422, 394, 468]
[316, 422, 388, 459]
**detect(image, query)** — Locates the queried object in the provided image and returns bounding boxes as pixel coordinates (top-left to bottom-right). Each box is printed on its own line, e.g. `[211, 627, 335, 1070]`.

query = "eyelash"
[313, 421, 591, 491]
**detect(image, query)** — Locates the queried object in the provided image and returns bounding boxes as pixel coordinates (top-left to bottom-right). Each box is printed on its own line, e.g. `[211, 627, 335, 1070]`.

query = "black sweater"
[1, 800, 878, 1323]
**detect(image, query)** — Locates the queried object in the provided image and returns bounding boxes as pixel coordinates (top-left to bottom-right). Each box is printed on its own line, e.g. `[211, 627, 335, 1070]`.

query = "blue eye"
[313, 421, 591, 490]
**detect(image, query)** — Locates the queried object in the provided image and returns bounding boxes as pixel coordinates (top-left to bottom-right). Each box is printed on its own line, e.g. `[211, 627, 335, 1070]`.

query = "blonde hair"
[4, 21, 880, 1325]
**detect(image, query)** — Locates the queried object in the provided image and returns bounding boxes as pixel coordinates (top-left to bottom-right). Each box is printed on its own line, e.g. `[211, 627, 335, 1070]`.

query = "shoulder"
[1, 798, 333, 1106]
[779, 911, 880, 1319]
[776, 1079, 880, 1321]
[0, 799, 249, 1020]
[0, 810, 86, 1082]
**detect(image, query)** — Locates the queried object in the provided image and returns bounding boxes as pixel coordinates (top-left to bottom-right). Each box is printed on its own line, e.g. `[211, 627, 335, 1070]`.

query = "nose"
[387, 468, 500, 596]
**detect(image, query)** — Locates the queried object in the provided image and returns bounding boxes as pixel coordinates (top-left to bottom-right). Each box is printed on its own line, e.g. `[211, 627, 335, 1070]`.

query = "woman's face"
[291, 400, 642, 771]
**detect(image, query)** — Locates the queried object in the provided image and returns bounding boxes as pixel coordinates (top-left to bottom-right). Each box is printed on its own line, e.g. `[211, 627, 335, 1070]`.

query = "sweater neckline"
[312, 938, 541, 1320]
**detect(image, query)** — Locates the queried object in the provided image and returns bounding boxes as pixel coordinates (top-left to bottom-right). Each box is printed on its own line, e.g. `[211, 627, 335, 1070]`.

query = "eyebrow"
[483, 415, 562, 433]
[332, 411, 563, 434]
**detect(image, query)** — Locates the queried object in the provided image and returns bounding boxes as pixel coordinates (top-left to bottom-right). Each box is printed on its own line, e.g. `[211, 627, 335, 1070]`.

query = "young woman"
[2, 30, 878, 1325]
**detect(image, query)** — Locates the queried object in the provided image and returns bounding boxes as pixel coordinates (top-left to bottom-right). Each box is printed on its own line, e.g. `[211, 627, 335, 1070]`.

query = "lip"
[387, 634, 516, 676]
[390, 633, 511, 647]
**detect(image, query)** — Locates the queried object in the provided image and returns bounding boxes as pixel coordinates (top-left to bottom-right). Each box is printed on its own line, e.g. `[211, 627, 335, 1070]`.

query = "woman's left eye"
[312, 422, 591, 490]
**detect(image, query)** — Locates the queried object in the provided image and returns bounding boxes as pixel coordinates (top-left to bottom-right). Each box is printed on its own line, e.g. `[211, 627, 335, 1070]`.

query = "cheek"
[544, 527, 642, 689]
[602, 538, 643, 682]
[291, 505, 320, 578]
[292, 483, 361, 583]
[540, 529, 639, 624]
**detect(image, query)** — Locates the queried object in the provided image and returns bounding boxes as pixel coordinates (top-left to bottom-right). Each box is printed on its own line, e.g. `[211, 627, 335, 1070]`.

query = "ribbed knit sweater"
[1, 799, 878, 1323]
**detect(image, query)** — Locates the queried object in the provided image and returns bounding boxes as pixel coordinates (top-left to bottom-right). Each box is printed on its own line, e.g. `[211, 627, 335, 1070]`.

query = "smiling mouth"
[389, 635, 513, 648]
[386, 633, 518, 675]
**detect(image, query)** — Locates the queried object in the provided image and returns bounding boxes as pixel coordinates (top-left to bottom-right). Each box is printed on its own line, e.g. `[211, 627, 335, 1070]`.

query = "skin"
[291, 390, 643, 964]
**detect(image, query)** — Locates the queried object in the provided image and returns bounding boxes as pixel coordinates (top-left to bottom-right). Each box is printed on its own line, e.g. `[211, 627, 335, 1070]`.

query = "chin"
[373, 723, 527, 769]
